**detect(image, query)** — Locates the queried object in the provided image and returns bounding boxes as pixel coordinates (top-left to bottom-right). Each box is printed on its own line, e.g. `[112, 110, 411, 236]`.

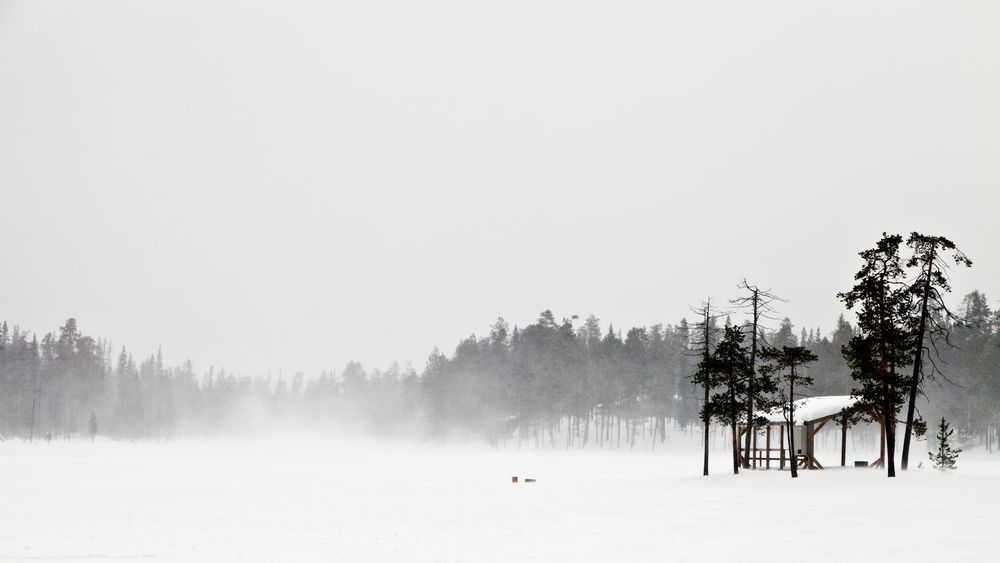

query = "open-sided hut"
[739, 395, 874, 470]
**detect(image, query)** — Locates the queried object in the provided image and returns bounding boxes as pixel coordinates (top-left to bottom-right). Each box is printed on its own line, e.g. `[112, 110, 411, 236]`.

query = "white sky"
[1, 1, 997, 376]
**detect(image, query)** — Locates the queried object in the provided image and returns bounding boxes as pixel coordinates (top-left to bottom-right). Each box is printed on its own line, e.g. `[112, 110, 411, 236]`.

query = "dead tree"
[731, 280, 783, 469]
[688, 299, 723, 476]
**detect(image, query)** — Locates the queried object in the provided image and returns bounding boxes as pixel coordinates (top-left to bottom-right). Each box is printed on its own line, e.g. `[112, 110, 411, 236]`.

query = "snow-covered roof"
[758, 395, 859, 426]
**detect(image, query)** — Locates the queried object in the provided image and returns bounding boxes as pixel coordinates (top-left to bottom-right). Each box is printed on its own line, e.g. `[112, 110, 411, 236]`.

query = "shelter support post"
[779, 425, 786, 470]
[806, 422, 815, 469]
[841, 414, 848, 467]
[766, 426, 771, 470]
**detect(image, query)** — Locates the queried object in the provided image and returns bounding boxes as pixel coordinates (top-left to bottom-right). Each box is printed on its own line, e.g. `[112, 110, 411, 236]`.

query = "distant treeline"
[0, 291, 998, 445]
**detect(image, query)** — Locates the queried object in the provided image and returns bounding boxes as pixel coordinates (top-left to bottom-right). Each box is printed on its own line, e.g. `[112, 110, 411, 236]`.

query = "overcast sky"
[1, 1, 997, 376]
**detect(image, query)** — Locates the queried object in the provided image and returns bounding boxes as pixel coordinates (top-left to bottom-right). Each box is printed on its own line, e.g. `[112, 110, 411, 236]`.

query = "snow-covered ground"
[2, 432, 998, 562]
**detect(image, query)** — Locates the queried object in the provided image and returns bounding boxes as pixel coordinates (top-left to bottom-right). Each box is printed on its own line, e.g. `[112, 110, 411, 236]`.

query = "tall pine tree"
[839, 233, 912, 478]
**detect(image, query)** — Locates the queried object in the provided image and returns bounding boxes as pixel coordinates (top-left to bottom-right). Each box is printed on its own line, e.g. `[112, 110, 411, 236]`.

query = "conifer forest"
[3, 234, 997, 461]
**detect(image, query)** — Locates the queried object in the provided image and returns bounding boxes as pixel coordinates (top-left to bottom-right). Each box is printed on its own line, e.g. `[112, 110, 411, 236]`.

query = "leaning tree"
[899, 233, 972, 470]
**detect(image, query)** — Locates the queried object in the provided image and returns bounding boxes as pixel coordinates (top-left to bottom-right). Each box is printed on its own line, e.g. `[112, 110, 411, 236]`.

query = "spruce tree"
[929, 417, 961, 471]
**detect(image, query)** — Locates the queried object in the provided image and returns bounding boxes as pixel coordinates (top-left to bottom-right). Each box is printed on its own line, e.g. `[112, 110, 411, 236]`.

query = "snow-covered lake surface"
[2, 435, 998, 562]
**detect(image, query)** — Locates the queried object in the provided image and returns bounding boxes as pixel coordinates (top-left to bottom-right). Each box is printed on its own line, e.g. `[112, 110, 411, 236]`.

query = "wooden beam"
[813, 418, 830, 434]
[805, 419, 830, 470]
[766, 426, 771, 470]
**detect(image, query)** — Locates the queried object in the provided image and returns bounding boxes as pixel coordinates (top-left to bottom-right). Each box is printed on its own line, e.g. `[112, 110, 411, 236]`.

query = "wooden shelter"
[738, 395, 881, 470]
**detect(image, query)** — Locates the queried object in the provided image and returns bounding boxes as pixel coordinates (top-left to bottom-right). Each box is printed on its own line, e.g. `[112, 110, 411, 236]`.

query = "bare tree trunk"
[743, 288, 759, 469]
[596, 413, 600, 446]
[902, 250, 934, 470]
[877, 268, 896, 478]
[701, 304, 712, 476]
[702, 382, 710, 476]
[884, 406, 896, 477]
[29, 368, 39, 444]
[566, 416, 573, 450]
[616, 416, 622, 449]
[788, 369, 798, 478]
[730, 382, 740, 475]
[731, 421, 739, 475]
[652, 418, 658, 451]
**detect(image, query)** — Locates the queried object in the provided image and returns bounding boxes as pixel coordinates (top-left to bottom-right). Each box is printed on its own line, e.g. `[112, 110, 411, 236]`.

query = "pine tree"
[689, 300, 722, 476]
[839, 233, 912, 478]
[928, 417, 961, 471]
[759, 345, 817, 478]
[731, 280, 782, 469]
[698, 325, 766, 475]
[900, 233, 972, 470]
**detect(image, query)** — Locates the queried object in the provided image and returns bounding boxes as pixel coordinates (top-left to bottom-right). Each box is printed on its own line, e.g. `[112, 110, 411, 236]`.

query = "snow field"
[1, 435, 997, 562]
